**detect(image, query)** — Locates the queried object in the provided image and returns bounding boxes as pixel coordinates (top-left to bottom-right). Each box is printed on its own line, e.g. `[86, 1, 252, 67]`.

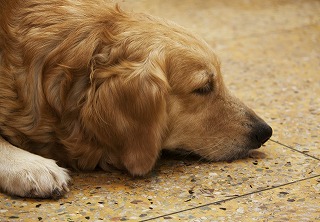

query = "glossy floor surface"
[1, 0, 319, 221]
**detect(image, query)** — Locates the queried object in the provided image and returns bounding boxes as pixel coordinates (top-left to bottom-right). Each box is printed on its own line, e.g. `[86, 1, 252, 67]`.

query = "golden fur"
[0, 0, 272, 198]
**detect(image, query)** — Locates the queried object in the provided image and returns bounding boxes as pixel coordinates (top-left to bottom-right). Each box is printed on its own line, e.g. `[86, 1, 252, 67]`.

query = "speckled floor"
[1, 0, 320, 221]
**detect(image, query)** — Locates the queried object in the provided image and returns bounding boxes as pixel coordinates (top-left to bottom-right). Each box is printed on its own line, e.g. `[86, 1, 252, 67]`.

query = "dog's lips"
[261, 136, 272, 145]
[246, 135, 271, 150]
[251, 144, 262, 149]
[246, 143, 262, 150]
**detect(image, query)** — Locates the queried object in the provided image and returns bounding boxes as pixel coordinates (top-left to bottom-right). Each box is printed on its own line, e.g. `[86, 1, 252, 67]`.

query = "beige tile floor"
[1, 0, 319, 221]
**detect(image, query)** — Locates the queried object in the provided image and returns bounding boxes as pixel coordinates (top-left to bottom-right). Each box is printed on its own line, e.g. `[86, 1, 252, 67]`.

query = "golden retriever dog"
[0, 0, 272, 198]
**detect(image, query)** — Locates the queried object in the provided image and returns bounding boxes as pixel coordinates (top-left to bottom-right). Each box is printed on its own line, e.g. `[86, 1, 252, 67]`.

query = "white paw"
[1, 153, 70, 199]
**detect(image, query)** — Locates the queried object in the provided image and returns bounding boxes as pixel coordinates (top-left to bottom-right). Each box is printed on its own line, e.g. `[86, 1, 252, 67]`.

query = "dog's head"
[161, 37, 272, 161]
[78, 9, 272, 175]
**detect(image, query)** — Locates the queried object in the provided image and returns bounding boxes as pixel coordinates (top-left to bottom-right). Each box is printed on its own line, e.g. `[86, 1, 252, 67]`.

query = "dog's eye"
[193, 81, 213, 95]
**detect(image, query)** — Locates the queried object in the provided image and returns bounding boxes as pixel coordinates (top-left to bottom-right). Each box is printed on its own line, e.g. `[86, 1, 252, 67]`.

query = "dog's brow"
[192, 71, 212, 87]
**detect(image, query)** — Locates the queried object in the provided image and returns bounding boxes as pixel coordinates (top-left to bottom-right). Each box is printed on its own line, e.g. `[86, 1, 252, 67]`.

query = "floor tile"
[1, 1, 319, 221]
[152, 176, 320, 222]
[215, 24, 320, 158]
[1, 143, 319, 221]
[120, 0, 320, 42]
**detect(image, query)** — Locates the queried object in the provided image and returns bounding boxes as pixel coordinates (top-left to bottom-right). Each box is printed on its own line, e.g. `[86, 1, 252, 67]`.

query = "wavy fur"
[0, 0, 272, 198]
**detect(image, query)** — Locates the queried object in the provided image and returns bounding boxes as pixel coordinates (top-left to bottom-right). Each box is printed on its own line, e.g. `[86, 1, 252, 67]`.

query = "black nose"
[257, 124, 273, 144]
[251, 123, 273, 148]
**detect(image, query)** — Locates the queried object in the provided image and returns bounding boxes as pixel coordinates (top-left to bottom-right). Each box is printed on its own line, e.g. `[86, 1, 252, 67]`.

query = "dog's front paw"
[1, 154, 70, 199]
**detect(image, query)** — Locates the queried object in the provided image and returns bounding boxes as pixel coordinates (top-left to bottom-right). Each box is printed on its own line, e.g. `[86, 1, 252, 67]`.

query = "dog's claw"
[52, 185, 71, 199]
[51, 188, 62, 199]
[62, 184, 70, 192]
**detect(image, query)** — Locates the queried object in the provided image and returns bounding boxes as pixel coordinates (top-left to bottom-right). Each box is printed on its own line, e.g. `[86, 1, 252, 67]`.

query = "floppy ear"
[82, 51, 168, 176]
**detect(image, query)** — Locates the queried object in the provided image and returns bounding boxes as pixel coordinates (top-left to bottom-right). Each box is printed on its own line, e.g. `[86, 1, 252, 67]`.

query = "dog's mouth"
[163, 123, 272, 162]
[163, 145, 253, 162]
[162, 148, 204, 160]
[246, 142, 264, 150]
[246, 135, 272, 150]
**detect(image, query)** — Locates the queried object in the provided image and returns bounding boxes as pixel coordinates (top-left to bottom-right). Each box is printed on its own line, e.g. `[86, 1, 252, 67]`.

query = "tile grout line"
[140, 174, 320, 221]
[270, 139, 320, 161]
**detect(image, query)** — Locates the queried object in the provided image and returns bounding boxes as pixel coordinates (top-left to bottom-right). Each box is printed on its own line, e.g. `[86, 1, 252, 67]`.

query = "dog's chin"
[161, 148, 204, 160]
[205, 148, 252, 162]
[202, 145, 267, 162]
[164, 145, 257, 162]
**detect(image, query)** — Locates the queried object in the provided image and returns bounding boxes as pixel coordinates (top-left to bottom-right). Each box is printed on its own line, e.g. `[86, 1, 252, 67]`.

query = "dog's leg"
[0, 136, 70, 198]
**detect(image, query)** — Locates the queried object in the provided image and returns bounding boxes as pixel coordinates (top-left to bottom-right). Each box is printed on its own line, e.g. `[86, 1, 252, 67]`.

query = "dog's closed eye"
[193, 81, 213, 95]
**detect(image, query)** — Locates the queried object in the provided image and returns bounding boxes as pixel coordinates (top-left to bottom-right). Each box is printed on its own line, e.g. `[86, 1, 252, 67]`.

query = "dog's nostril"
[254, 124, 273, 145]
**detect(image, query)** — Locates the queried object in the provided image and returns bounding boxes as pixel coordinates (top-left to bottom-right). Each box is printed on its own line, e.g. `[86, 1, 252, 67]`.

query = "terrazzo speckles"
[1, 0, 320, 221]
[1, 144, 319, 221]
[153, 177, 320, 222]
[216, 24, 320, 159]
[120, 0, 320, 42]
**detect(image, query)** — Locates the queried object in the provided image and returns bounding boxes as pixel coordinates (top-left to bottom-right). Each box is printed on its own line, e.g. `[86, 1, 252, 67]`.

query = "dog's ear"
[82, 51, 168, 175]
